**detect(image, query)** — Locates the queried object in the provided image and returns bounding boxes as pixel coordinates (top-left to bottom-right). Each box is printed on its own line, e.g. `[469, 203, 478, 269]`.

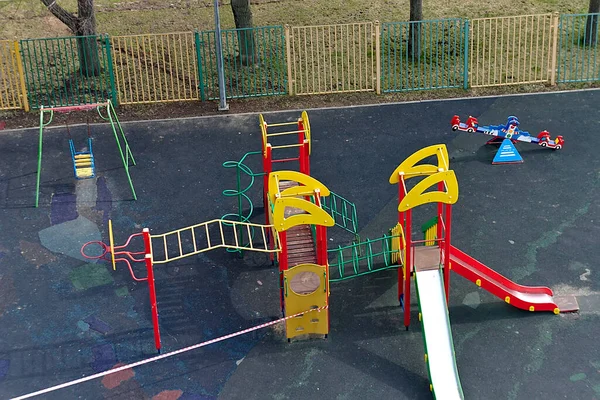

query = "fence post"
[285, 25, 293, 95]
[375, 21, 381, 95]
[104, 35, 119, 106]
[549, 12, 560, 86]
[13, 41, 30, 112]
[194, 30, 206, 101]
[463, 19, 470, 90]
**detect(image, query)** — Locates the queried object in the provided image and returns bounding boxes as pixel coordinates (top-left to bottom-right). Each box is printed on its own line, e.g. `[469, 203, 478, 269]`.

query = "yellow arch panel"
[301, 111, 311, 155]
[389, 144, 450, 184]
[268, 170, 331, 206]
[259, 114, 267, 153]
[398, 171, 459, 211]
[273, 197, 334, 232]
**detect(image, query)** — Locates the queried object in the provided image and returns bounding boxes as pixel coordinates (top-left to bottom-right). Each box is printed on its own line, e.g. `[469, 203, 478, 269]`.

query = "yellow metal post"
[285, 25, 293, 95]
[14, 41, 29, 112]
[549, 12, 560, 86]
[375, 21, 381, 95]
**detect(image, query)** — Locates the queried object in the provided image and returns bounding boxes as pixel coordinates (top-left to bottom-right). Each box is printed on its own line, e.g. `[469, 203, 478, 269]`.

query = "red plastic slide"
[449, 245, 560, 313]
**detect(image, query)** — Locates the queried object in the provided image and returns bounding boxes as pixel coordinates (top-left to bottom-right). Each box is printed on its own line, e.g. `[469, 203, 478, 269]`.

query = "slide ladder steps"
[278, 179, 318, 267]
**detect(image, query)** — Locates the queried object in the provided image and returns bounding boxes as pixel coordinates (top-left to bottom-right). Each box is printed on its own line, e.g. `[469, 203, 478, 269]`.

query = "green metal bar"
[53, 39, 65, 106]
[68, 37, 80, 106]
[36, 108, 53, 207]
[104, 100, 137, 200]
[463, 19, 469, 90]
[337, 246, 345, 279]
[105, 35, 118, 106]
[194, 31, 206, 101]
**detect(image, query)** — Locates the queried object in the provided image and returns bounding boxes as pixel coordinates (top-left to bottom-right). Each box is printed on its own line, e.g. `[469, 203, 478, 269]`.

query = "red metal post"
[404, 207, 412, 329]
[142, 229, 161, 353]
[437, 181, 444, 244]
[263, 144, 273, 226]
[444, 204, 452, 304]
[302, 140, 310, 176]
[397, 175, 405, 301]
[278, 230, 288, 311]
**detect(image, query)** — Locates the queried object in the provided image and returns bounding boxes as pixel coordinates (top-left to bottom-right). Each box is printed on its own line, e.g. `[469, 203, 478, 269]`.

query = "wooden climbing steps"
[279, 180, 318, 267]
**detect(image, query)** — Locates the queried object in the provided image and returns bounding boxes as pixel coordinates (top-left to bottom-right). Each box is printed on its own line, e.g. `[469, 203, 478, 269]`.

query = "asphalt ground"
[0, 90, 599, 400]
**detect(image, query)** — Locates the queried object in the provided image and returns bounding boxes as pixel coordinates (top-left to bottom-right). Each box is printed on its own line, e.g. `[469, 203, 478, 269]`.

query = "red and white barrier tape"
[11, 305, 328, 400]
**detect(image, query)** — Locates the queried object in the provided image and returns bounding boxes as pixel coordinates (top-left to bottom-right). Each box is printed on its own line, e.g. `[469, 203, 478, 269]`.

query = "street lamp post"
[214, 0, 229, 111]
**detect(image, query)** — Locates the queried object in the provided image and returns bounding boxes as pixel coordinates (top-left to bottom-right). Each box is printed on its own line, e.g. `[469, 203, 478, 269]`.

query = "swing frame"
[35, 100, 138, 207]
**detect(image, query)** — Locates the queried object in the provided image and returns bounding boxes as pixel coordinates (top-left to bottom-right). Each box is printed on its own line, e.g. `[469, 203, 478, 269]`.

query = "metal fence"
[0, 40, 28, 111]
[557, 13, 600, 83]
[381, 19, 466, 92]
[111, 32, 199, 104]
[20, 35, 116, 109]
[199, 26, 287, 100]
[468, 14, 557, 87]
[287, 22, 379, 95]
[6, 13, 600, 112]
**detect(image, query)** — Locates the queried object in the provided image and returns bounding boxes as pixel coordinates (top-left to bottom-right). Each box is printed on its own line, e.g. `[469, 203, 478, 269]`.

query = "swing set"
[35, 100, 137, 207]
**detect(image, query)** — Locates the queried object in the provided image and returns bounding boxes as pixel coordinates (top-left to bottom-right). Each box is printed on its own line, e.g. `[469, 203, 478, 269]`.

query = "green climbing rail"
[328, 233, 403, 282]
[322, 191, 359, 236]
[221, 150, 266, 254]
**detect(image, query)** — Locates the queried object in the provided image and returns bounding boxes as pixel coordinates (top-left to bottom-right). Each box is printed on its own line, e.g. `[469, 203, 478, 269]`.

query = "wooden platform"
[413, 246, 443, 272]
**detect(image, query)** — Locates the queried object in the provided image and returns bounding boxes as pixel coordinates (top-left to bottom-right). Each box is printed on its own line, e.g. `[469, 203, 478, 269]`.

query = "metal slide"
[449, 245, 561, 313]
[415, 269, 464, 400]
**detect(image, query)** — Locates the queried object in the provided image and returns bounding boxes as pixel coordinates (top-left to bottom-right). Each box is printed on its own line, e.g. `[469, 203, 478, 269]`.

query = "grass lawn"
[0, 0, 592, 39]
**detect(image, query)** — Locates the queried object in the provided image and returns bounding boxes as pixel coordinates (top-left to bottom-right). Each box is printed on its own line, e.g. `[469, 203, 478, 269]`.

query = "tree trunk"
[40, 0, 101, 76]
[585, 0, 600, 46]
[408, 0, 423, 59]
[231, 0, 256, 66]
[76, 0, 101, 76]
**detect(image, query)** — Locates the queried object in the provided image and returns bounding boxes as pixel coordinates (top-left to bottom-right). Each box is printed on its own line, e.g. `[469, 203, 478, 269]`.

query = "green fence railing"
[557, 13, 600, 83]
[381, 19, 466, 92]
[322, 191, 359, 236]
[328, 234, 402, 282]
[198, 26, 287, 100]
[20, 35, 116, 109]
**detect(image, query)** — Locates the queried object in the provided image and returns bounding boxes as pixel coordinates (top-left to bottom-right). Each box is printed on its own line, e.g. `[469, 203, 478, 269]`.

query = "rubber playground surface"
[1, 90, 600, 400]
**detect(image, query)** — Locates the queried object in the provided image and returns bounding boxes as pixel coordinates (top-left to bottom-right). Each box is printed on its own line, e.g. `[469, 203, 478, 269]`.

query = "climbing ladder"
[260, 112, 311, 220]
[328, 228, 405, 282]
[278, 180, 319, 268]
[322, 191, 359, 236]
[148, 219, 280, 264]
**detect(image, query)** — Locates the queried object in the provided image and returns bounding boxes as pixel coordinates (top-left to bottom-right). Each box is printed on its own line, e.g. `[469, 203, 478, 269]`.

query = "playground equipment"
[221, 112, 359, 255]
[450, 115, 564, 164]
[36, 100, 137, 207]
[82, 167, 336, 349]
[388, 143, 578, 398]
[78, 111, 580, 398]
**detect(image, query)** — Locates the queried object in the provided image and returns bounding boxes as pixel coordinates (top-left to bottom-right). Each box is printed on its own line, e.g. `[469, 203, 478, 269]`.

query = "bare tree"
[40, 0, 101, 76]
[585, 0, 600, 46]
[231, 0, 256, 65]
[408, 0, 423, 58]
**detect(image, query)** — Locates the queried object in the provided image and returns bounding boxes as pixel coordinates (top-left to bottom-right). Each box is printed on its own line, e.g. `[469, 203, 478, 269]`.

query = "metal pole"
[214, 0, 229, 110]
